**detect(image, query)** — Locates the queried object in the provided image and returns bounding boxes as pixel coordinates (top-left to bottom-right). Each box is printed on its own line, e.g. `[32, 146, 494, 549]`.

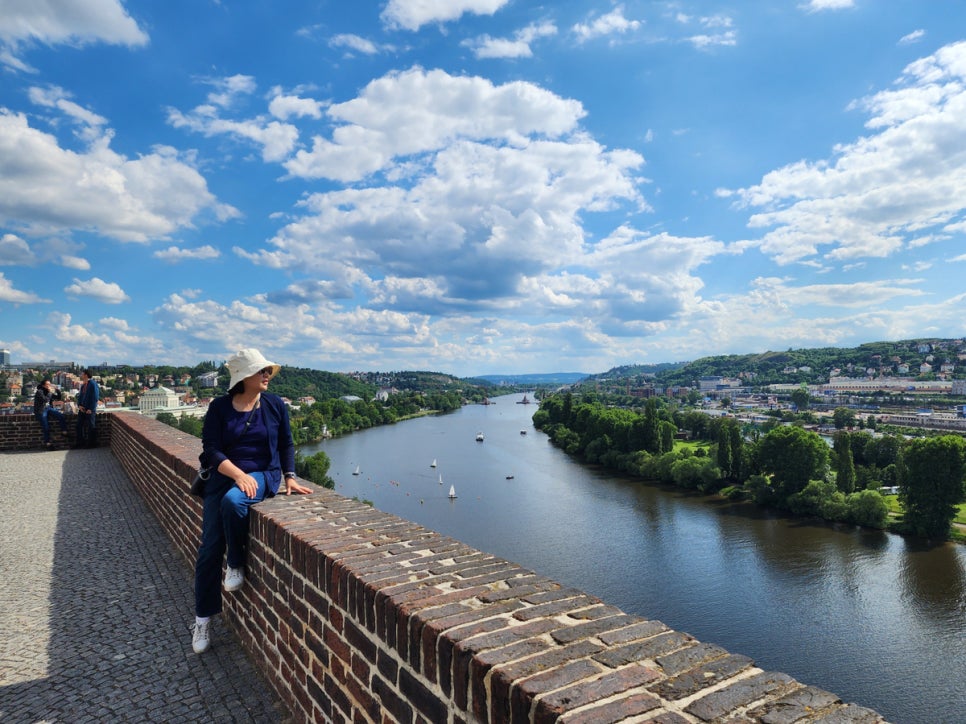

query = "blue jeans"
[36, 408, 67, 444]
[194, 471, 266, 617]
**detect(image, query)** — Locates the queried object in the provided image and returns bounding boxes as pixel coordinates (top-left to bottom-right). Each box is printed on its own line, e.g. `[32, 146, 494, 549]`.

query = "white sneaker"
[192, 620, 210, 654]
[224, 566, 245, 592]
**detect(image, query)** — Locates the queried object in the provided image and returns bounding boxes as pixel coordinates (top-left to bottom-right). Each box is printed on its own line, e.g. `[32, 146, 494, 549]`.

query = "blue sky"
[1, 1, 964, 376]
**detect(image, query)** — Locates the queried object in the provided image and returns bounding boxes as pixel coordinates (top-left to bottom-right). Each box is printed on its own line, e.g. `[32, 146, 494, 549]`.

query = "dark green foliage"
[833, 431, 856, 494]
[757, 425, 830, 498]
[790, 387, 811, 410]
[899, 435, 966, 538]
[832, 407, 857, 429]
[295, 450, 335, 489]
[847, 489, 889, 528]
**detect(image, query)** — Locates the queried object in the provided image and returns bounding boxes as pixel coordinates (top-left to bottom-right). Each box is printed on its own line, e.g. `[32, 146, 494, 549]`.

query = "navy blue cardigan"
[201, 392, 295, 496]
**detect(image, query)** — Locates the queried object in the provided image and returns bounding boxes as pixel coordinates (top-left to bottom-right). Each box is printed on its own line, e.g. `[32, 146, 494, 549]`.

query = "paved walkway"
[0, 447, 291, 723]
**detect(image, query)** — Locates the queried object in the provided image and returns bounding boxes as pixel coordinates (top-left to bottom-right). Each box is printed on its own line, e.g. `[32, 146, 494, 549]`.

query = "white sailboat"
[352, 465, 360, 475]
[438, 473, 443, 485]
[448, 484, 457, 499]
[476, 432, 484, 442]
[431, 458, 437, 468]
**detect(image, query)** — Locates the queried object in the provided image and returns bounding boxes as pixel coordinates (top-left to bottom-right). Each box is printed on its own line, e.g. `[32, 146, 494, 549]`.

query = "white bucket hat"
[226, 348, 281, 390]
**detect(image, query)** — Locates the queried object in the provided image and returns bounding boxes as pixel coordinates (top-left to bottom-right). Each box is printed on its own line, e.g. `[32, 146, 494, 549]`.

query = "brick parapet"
[0, 411, 113, 452]
[0, 414, 888, 723]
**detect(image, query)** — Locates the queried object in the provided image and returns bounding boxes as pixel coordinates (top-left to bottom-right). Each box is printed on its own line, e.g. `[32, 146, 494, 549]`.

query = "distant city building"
[138, 386, 182, 415]
[0, 349, 10, 367]
[197, 371, 219, 388]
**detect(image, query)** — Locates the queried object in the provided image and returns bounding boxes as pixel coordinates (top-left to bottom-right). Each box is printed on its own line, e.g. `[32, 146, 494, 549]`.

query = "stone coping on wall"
[4, 410, 888, 723]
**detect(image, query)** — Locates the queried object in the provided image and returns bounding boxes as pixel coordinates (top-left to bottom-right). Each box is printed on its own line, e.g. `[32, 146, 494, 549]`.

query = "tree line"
[532, 392, 966, 540]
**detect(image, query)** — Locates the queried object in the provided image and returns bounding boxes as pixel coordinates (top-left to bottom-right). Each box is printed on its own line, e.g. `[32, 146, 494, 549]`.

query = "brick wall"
[1, 413, 887, 723]
[0, 412, 113, 452]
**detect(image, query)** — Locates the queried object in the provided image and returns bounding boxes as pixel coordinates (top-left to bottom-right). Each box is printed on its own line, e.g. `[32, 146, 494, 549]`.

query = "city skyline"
[1, 1, 964, 377]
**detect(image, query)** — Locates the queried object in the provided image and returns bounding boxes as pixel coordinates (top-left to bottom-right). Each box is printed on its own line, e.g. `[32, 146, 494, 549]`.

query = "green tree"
[295, 450, 335, 489]
[832, 407, 857, 430]
[833, 431, 856, 494]
[899, 435, 966, 538]
[846, 490, 888, 528]
[757, 425, 830, 500]
[790, 386, 811, 411]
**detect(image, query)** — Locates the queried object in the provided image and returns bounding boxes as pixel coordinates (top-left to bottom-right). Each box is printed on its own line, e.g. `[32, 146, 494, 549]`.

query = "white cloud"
[0, 271, 47, 303]
[573, 6, 642, 44]
[167, 109, 299, 164]
[64, 277, 131, 303]
[0, 108, 237, 243]
[802, 0, 855, 11]
[381, 0, 510, 32]
[284, 67, 588, 182]
[46, 311, 165, 362]
[152, 245, 221, 263]
[268, 91, 325, 121]
[0, 0, 147, 70]
[723, 41, 966, 266]
[204, 74, 257, 109]
[60, 255, 90, 270]
[329, 34, 380, 55]
[899, 29, 926, 46]
[28, 86, 107, 140]
[465, 21, 557, 60]
[0, 233, 36, 265]
[687, 31, 736, 50]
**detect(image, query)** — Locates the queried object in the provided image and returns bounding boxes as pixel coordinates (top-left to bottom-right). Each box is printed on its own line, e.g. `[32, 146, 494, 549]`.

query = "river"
[300, 393, 966, 723]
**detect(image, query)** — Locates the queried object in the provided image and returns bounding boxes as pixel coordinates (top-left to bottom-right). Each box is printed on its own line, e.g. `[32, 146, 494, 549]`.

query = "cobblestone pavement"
[0, 448, 291, 723]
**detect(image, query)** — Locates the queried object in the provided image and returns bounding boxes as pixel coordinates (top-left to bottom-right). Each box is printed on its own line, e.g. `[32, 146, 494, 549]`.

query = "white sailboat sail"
[448, 485, 457, 499]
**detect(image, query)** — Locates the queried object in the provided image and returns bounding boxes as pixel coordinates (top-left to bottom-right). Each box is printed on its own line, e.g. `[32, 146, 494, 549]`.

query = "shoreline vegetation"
[532, 392, 966, 546]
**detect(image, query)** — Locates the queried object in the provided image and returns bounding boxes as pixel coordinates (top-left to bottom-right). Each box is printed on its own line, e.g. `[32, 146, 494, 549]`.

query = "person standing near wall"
[75, 369, 99, 448]
[33, 378, 67, 449]
[190, 348, 313, 654]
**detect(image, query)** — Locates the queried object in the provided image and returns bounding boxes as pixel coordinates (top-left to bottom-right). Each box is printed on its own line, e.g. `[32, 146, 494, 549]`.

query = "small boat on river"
[352, 466, 360, 475]
[448, 485, 457, 499]
[431, 458, 437, 468]
[476, 432, 485, 442]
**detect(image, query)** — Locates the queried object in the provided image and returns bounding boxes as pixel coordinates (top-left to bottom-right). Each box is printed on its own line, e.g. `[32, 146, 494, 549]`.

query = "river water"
[301, 393, 966, 723]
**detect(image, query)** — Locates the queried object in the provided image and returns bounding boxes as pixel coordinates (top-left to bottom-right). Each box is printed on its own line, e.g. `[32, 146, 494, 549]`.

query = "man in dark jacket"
[76, 369, 99, 448]
[34, 378, 67, 448]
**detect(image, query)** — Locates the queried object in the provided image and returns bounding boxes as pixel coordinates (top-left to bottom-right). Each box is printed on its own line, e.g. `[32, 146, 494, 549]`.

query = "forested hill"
[590, 338, 966, 388]
[269, 367, 376, 401]
[270, 368, 494, 401]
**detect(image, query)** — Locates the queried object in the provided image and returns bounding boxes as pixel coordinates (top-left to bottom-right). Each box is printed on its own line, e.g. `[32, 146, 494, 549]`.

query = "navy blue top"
[201, 392, 295, 496]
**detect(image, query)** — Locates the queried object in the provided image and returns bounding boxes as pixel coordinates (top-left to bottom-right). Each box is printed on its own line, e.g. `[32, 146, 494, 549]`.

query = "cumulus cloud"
[268, 91, 325, 121]
[45, 311, 166, 362]
[152, 245, 221, 263]
[722, 41, 966, 266]
[464, 21, 557, 59]
[168, 79, 301, 164]
[0, 0, 147, 70]
[0, 108, 238, 243]
[381, 0, 510, 32]
[0, 234, 36, 265]
[64, 277, 131, 303]
[573, 6, 641, 44]
[284, 67, 589, 182]
[0, 271, 47, 303]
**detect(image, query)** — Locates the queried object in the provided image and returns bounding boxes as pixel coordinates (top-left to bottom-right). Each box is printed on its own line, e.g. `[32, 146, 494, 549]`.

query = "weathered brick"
[751, 685, 841, 723]
[685, 671, 797, 721]
[535, 663, 662, 723]
[651, 653, 755, 701]
[558, 691, 662, 724]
